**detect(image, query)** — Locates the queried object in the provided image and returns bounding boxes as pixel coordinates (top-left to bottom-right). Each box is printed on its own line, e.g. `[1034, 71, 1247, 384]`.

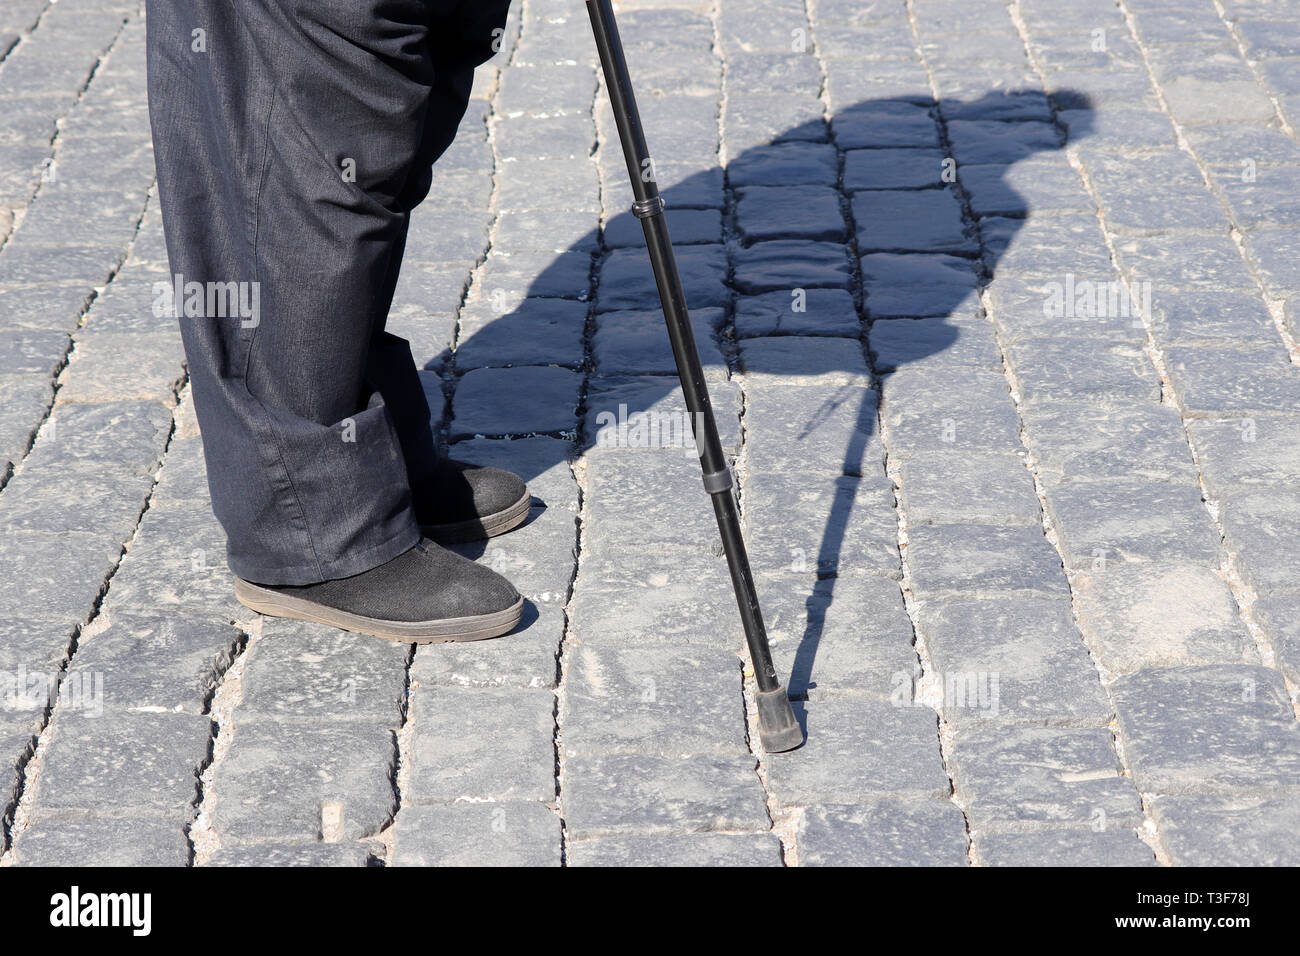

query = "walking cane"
[584, 0, 804, 752]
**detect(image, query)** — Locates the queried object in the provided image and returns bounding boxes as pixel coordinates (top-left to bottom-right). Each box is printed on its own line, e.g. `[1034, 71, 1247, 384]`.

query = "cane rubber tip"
[756, 687, 804, 753]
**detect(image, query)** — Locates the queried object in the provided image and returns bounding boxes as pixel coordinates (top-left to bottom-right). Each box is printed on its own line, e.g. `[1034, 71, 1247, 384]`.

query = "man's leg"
[146, 0, 499, 585]
[146, 0, 524, 642]
[360, 0, 531, 543]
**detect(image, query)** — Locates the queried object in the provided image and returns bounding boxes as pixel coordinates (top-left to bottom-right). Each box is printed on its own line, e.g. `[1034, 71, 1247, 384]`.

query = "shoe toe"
[467, 464, 528, 515]
[430, 545, 520, 617]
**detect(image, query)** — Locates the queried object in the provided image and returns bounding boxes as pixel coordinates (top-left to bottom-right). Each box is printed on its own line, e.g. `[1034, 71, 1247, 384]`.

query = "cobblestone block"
[854, 188, 977, 254]
[733, 239, 853, 293]
[798, 800, 969, 866]
[766, 700, 951, 804]
[861, 252, 980, 317]
[740, 336, 870, 388]
[568, 832, 782, 866]
[1187, 415, 1300, 501]
[408, 685, 555, 803]
[960, 159, 1094, 217]
[723, 93, 827, 152]
[946, 119, 1061, 164]
[844, 148, 946, 191]
[1185, 123, 1300, 169]
[744, 471, 901, 578]
[1164, 345, 1300, 416]
[0, 464, 153, 539]
[1115, 233, 1257, 293]
[1111, 665, 1300, 794]
[0, 374, 52, 463]
[0, 619, 76, 678]
[976, 829, 1156, 866]
[905, 524, 1068, 598]
[897, 450, 1041, 526]
[1220, 165, 1300, 229]
[391, 802, 560, 866]
[881, 367, 1024, 457]
[212, 721, 397, 844]
[1151, 792, 1300, 866]
[563, 645, 746, 757]
[493, 210, 599, 255]
[477, 250, 591, 301]
[982, 213, 1115, 277]
[1019, 401, 1198, 489]
[1073, 564, 1256, 675]
[569, 551, 739, 649]
[726, 52, 821, 96]
[1008, 338, 1163, 405]
[405, 216, 489, 263]
[983, 275, 1148, 346]
[598, 245, 728, 311]
[66, 612, 244, 716]
[34, 711, 212, 815]
[456, 298, 586, 370]
[497, 63, 598, 117]
[495, 115, 594, 162]
[761, 573, 919, 701]
[581, 449, 717, 559]
[1219, 489, 1300, 594]
[726, 142, 839, 187]
[1245, 227, 1300, 297]
[0, 328, 69, 377]
[1161, 76, 1277, 126]
[0, 531, 124, 622]
[207, 842, 375, 867]
[0, 282, 95, 333]
[21, 399, 173, 477]
[102, 518, 244, 623]
[584, 376, 741, 454]
[916, 596, 1110, 727]
[239, 619, 408, 726]
[1046, 478, 1221, 569]
[830, 100, 940, 150]
[742, 383, 883, 476]
[14, 814, 191, 866]
[562, 754, 768, 839]
[412, 600, 563, 690]
[593, 307, 725, 379]
[1251, 597, 1300, 689]
[495, 159, 600, 213]
[869, 315, 1002, 372]
[736, 185, 847, 242]
[56, 330, 183, 404]
[735, 288, 861, 338]
[451, 366, 581, 437]
[950, 726, 1143, 831]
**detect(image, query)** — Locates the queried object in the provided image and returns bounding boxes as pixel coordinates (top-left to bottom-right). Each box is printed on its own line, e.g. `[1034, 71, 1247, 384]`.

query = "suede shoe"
[233, 538, 523, 643]
[415, 458, 531, 543]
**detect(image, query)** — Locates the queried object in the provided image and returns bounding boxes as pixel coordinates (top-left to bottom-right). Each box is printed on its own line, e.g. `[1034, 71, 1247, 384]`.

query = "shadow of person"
[419, 89, 1094, 703]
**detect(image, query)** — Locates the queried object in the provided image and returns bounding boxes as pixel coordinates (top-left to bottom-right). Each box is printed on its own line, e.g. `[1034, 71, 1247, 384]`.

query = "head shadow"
[425, 88, 1094, 699]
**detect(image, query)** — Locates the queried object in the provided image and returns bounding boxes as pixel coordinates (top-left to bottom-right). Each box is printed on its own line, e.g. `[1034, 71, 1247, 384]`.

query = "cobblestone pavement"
[1, 0, 1299, 867]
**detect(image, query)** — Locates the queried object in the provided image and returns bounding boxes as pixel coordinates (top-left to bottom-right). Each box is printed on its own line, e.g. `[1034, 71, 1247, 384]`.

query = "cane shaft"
[586, 0, 780, 692]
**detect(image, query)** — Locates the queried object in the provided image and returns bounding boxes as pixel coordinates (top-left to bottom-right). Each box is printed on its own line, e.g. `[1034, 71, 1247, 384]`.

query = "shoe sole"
[233, 578, 524, 644]
[419, 487, 532, 544]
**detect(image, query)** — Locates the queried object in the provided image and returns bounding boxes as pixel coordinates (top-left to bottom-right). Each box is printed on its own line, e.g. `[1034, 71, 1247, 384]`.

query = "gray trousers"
[146, 0, 510, 585]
